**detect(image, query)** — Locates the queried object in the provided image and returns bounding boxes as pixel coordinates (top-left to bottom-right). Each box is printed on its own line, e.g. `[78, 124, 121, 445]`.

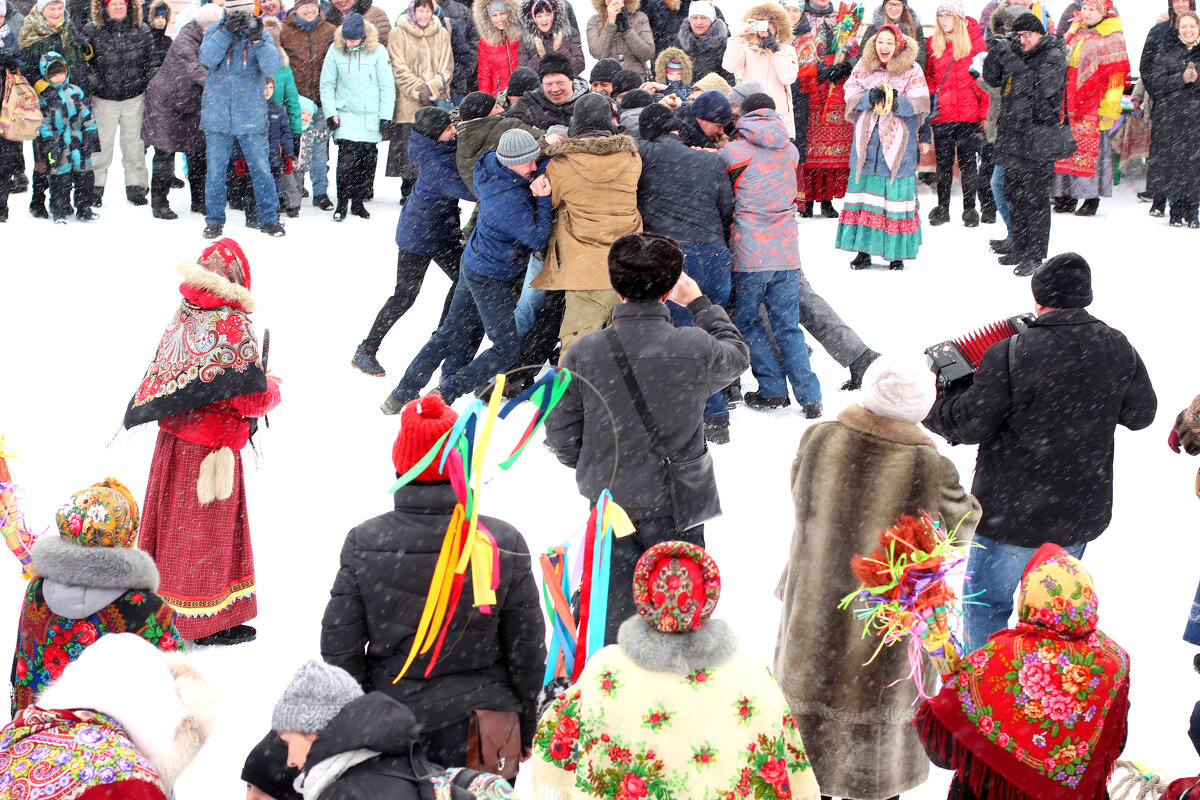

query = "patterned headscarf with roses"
[921, 544, 1130, 800]
[632, 541, 721, 633]
[55, 478, 141, 549]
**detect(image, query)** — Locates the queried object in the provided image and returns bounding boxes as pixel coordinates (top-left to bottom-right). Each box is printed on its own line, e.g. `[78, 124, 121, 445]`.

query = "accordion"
[925, 314, 1035, 385]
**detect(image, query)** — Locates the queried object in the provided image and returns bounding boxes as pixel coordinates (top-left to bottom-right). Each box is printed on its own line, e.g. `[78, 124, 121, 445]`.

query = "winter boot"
[260, 220, 286, 237]
[802, 401, 823, 419]
[351, 200, 370, 219]
[1051, 196, 1077, 213]
[1137, 190, 1155, 202]
[799, 203, 814, 218]
[10, 173, 28, 193]
[962, 208, 980, 227]
[981, 208, 997, 224]
[203, 223, 223, 239]
[351, 344, 385, 376]
[1150, 196, 1166, 217]
[744, 391, 791, 410]
[126, 186, 148, 206]
[704, 417, 730, 445]
[821, 200, 838, 218]
[171, 175, 185, 189]
[888, 260, 904, 270]
[1074, 198, 1099, 217]
[381, 394, 403, 415]
[151, 178, 177, 219]
[990, 238, 1012, 254]
[722, 380, 743, 407]
[1012, 260, 1039, 277]
[30, 202, 48, 219]
[313, 193, 333, 210]
[92, 186, 103, 208]
[191, 200, 206, 214]
[997, 253, 1022, 266]
[850, 252, 871, 270]
[841, 348, 880, 391]
[928, 204, 950, 226]
[192, 624, 256, 647]
[333, 200, 348, 221]
[76, 207, 98, 221]
[244, 211, 260, 229]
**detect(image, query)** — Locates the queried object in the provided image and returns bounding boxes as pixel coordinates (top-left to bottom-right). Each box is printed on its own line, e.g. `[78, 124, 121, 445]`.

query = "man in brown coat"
[531, 91, 642, 356]
[280, 0, 336, 208]
[774, 353, 981, 800]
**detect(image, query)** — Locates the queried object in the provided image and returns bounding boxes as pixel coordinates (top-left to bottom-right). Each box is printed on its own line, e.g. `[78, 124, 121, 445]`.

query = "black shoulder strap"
[603, 328, 669, 462]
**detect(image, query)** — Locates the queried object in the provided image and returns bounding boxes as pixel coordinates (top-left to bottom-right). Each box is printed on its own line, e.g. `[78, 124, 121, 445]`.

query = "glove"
[1173, 408, 1200, 455]
[244, 14, 263, 41]
[612, 9, 629, 31]
[417, 84, 432, 106]
[1170, 427, 1183, 454]
[326, 116, 340, 132]
[282, 155, 294, 174]
[224, 10, 248, 34]
[234, 157, 248, 176]
[868, 86, 887, 106]
[759, 34, 779, 52]
[380, 119, 392, 138]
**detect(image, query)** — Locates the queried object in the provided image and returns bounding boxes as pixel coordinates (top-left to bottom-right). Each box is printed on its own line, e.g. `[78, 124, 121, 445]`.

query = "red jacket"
[478, 36, 520, 94]
[924, 17, 989, 124]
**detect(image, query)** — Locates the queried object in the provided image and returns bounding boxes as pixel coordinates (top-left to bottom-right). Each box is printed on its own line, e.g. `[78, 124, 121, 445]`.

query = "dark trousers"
[335, 139, 377, 206]
[362, 245, 463, 351]
[932, 122, 979, 210]
[1004, 164, 1053, 263]
[421, 716, 471, 769]
[385, 122, 417, 197]
[604, 517, 705, 645]
[1170, 197, 1199, 225]
[978, 141, 996, 214]
[0, 138, 19, 212]
[153, 149, 208, 209]
[48, 170, 94, 216]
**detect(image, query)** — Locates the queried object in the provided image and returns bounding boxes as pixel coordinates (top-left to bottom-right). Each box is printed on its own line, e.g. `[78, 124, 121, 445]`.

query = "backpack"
[0, 69, 42, 142]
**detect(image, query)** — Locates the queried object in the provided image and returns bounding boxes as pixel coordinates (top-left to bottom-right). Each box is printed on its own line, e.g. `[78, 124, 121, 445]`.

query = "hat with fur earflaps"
[177, 238, 256, 312]
[633, 540, 721, 633]
[55, 477, 140, 548]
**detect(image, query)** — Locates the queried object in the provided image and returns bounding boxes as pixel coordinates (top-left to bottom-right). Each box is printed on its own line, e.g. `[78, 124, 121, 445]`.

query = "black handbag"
[604, 330, 721, 531]
[927, 64, 953, 122]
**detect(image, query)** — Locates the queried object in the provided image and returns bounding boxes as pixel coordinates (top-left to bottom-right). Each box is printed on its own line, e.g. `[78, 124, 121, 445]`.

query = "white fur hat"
[689, 1, 716, 21]
[860, 353, 936, 424]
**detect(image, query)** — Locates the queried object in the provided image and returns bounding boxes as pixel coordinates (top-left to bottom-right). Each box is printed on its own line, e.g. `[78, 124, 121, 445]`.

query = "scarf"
[297, 13, 320, 28]
[407, 0, 431, 28]
[16, 9, 67, 50]
[844, 38, 929, 180]
[922, 545, 1130, 800]
[677, 17, 727, 53]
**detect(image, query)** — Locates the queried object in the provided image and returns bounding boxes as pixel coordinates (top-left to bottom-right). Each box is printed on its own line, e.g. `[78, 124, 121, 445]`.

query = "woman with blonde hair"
[924, 0, 987, 227]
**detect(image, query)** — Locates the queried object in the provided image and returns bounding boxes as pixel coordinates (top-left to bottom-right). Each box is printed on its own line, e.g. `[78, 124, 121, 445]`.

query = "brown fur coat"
[774, 405, 981, 800]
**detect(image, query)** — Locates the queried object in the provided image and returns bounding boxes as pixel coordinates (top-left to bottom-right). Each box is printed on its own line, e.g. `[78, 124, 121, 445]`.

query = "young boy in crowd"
[295, 96, 328, 204]
[35, 52, 99, 224]
[265, 76, 299, 217]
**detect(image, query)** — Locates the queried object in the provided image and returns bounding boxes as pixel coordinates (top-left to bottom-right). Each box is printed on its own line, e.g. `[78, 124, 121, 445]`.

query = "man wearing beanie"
[321, 395, 545, 768]
[925, 252, 1156, 649]
[503, 65, 541, 104]
[674, 87, 731, 147]
[982, 7, 1066, 275]
[546, 232, 749, 644]
[777, 353, 980, 800]
[504, 50, 581, 128]
[636, 101, 735, 442]
[351, 105, 474, 377]
[588, 57, 622, 94]
[531, 92, 642, 355]
[455, 90, 546, 192]
[727, 78, 765, 113]
[385, 128, 553, 407]
[672, 1, 734, 85]
[617, 88, 653, 138]
[612, 68, 642, 98]
[585, 0, 653, 84]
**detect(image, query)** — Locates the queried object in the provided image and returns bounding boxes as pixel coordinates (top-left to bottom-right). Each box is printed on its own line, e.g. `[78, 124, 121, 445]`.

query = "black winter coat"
[643, 0, 724, 57]
[923, 308, 1156, 548]
[1141, 21, 1170, 98]
[83, 5, 155, 100]
[547, 299, 749, 519]
[140, 20, 207, 153]
[503, 88, 576, 129]
[637, 133, 732, 246]
[147, 27, 171, 75]
[982, 32, 1067, 171]
[1148, 31, 1200, 198]
[321, 483, 546, 745]
[303, 693, 424, 800]
[672, 101, 713, 148]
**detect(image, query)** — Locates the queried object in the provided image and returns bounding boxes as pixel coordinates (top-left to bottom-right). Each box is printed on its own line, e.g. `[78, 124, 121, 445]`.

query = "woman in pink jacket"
[722, 3, 799, 138]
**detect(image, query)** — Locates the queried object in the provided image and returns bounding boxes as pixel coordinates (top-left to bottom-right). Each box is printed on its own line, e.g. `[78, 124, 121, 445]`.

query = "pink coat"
[722, 36, 799, 137]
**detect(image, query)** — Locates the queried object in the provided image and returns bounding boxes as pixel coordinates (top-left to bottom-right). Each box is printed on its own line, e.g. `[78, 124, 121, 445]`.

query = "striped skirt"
[834, 174, 923, 261]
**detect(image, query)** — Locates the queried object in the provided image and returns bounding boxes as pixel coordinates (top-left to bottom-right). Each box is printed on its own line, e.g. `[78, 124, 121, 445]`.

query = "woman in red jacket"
[123, 239, 282, 647]
[925, 0, 988, 228]
[476, 0, 521, 93]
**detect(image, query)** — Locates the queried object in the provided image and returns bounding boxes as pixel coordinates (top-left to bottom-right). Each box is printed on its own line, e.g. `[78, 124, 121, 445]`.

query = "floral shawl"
[531, 620, 821, 800]
[1056, 16, 1128, 177]
[920, 544, 1130, 800]
[844, 31, 930, 180]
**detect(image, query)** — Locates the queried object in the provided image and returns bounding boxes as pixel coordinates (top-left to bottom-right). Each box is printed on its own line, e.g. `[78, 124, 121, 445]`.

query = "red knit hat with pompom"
[392, 394, 459, 482]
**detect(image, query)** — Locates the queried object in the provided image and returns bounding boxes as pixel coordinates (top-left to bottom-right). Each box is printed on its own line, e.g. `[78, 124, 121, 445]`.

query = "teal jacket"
[318, 22, 394, 143]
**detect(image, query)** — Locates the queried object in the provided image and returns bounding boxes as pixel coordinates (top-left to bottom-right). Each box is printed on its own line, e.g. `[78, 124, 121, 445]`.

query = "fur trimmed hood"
[91, 0, 143, 28]
[474, 0, 521, 45]
[654, 45, 692, 83]
[32, 534, 161, 592]
[661, 0, 680, 10]
[545, 131, 639, 156]
[262, 16, 291, 65]
[741, 2, 792, 45]
[333, 19, 380, 51]
[617, 617, 739, 672]
[858, 31, 919, 75]
[175, 262, 256, 312]
[147, 0, 172, 28]
[589, 0, 641, 17]
[519, 0, 574, 43]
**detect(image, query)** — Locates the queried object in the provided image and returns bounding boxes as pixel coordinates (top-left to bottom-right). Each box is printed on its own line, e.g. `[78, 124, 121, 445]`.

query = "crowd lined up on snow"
[5, 0, 1200, 798]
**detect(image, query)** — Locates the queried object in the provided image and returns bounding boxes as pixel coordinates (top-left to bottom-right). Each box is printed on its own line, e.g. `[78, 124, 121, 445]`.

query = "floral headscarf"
[632, 541, 720, 633]
[922, 544, 1130, 800]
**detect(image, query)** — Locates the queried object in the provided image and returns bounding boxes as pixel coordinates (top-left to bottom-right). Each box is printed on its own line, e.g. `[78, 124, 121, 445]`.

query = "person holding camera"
[923, 253, 1156, 651]
[723, 3, 798, 138]
[981, 13, 1064, 276]
[199, 0, 286, 238]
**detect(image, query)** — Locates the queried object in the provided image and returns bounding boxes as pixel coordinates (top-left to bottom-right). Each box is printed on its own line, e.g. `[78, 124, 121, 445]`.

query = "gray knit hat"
[271, 660, 364, 734]
[728, 79, 766, 109]
[496, 129, 540, 166]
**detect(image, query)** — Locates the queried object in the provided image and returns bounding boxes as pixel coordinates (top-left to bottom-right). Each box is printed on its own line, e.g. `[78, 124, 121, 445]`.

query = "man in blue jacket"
[382, 128, 553, 411]
[200, 0, 285, 238]
[352, 107, 475, 378]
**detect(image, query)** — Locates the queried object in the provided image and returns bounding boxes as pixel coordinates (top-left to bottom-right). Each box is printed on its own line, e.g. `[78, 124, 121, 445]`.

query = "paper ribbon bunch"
[821, 2, 865, 118]
[0, 436, 36, 580]
[390, 370, 574, 683]
[541, 490, 635, 684]
[838, 512, 972, 696]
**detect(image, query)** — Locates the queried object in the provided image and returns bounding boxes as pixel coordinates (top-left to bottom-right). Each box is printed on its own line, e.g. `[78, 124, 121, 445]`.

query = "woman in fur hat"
[0, 633, 215, 800]
[9, 478, 183, 715]
[835, 25, 930, 270]
[775, 354, 980, 800]
[722, 2, 798, 137]
[532, 541, 821, 800]
[585, 0, 653, 80]
[123, 238, 281, 647]
[516, 0, 583, 76]
[476, 0, 520, 93]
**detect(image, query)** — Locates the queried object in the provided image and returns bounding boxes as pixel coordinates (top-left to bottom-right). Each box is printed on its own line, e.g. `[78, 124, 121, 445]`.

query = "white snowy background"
[1, 0, 1195, 796]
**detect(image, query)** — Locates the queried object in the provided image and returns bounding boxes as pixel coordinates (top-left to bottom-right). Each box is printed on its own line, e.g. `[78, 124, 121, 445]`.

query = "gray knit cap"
[729, 79, 766, 109]
[271, 659, 364, 734]
[496, 129, 540, 167]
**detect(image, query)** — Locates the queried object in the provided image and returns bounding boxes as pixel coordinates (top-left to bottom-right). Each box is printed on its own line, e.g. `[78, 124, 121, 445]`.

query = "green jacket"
[274, 63, 301, 134]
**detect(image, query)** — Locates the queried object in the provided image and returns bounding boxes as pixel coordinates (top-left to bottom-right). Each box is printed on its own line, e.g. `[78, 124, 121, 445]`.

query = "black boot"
[850, 252, 871, 270]
[821, 200, 838, 218]
[841, 348, 880, 391]
[1150, 196, 1167, 217]
[350, 199, 370, 219]
[333, 199, 348, 221]
[126, 186, 148, 206]
[799, 202, 814, 218]
[151, 178, 177, 219]
[1074, 198, 1099, 216]
[92, 185, 103, 207]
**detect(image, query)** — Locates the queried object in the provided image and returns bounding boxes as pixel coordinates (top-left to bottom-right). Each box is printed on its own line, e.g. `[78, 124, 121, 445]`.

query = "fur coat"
[532, 133, 642, 291]
[773, 405, 981, 800]
[388, 10, 453, 123]
[585, 0, 653, 79]
[532, 618, 821, 800]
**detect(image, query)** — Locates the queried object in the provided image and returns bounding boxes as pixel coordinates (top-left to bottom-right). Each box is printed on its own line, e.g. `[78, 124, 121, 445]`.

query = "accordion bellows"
[925, 314, 1034, 384]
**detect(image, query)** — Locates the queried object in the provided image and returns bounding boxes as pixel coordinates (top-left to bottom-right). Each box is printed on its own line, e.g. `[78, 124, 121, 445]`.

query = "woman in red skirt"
[123, 238, 281, 646]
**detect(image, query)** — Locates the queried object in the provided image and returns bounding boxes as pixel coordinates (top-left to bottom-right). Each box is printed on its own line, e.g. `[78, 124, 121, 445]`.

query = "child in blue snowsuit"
[35, 51, 98, 223]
